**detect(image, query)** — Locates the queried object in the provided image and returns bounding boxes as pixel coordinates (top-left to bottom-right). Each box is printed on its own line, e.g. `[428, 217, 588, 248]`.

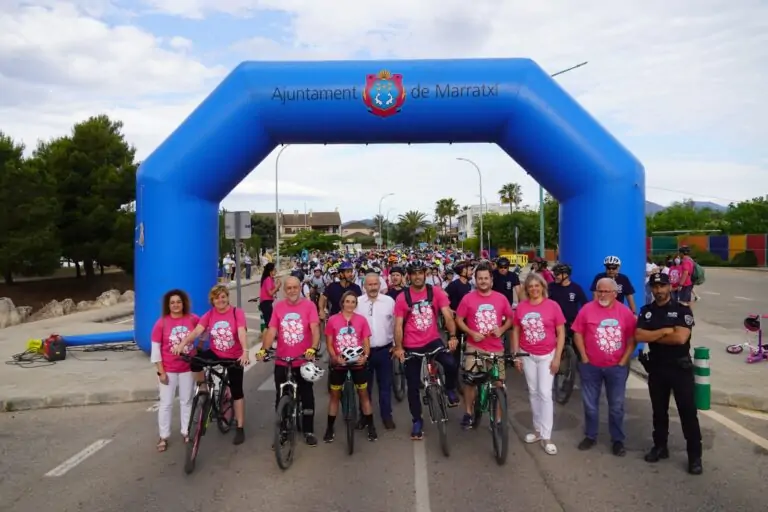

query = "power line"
[645, 186, 739, 204]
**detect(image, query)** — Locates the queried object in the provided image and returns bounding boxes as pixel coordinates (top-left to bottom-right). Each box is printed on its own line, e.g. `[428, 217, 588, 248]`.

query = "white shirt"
[645, 262, 658, 284]
[356, 293, 395, 348]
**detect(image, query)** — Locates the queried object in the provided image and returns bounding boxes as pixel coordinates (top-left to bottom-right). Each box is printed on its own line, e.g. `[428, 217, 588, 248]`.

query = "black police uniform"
[636, 272, 702, 471]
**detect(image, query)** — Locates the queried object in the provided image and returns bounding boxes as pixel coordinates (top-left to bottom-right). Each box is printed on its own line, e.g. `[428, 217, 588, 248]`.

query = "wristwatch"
[156, 371, 162, 376]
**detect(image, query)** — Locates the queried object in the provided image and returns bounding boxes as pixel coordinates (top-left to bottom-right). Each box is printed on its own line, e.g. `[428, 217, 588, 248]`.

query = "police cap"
[649, 272, 670, 286]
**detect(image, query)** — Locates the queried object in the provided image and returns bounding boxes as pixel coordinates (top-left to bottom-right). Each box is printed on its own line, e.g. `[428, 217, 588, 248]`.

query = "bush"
[690, 248, 726, 267]
[730, 250, 758, 267]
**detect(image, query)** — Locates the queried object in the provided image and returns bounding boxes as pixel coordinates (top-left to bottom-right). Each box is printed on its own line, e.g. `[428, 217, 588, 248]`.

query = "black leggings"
[274, 365, 316, 433]
[259, 300, 274, 328]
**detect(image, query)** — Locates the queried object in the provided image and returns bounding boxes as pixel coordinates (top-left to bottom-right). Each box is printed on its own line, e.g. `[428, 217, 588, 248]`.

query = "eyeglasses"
[596, 289, 616, 294]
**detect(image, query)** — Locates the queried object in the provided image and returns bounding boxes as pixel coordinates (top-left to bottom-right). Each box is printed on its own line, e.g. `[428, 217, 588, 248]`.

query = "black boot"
[644, 445, 669, 463]
[688, 455, 703, 475]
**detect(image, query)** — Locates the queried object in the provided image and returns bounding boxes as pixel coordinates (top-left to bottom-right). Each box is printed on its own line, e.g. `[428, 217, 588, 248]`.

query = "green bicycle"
[464, 351, 529, 465]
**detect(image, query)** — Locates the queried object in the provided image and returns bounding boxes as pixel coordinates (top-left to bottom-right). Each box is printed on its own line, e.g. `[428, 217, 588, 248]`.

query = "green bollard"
[693, 347, 711, 410]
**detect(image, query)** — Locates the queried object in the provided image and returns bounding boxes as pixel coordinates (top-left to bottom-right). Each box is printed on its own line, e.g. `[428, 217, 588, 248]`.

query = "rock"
[0, 297, 21, 328]
[61, 298, 76, 315]
[77, 300, 95, 311]
[119, 290, 135, 303]
[16, 306, 32, 323]
[30, 300, 64, 321]
[95, 289, 121, 308]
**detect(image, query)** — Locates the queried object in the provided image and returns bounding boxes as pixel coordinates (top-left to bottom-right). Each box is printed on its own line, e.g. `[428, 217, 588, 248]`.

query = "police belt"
[639, 352, 693, 372]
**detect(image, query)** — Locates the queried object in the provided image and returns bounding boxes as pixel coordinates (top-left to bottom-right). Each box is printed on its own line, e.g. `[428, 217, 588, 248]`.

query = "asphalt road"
[693, 268, 768, 329]
[2, 277, 768, 511]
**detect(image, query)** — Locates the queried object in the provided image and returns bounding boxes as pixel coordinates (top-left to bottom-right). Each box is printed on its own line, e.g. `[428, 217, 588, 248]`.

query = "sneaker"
[460, 413, 473, 430]
[446, 389, 460, 408]
[383, 418, 396, 430]
[367, 425, 378, 442]
[323, 428, 335, 443]
[578, 437, 596, 451]
[356, 417, 367, 430]
[305, 433, 318, 447]
[410, 420, 424, 440]
[233, 427, 245, 445]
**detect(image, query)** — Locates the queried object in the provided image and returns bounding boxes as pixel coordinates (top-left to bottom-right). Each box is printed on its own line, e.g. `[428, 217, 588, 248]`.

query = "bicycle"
[265, 351, 312, 470]
[726, 314, 768, 364]
[554, 331, 578, 405]
[181, 354, 238, 475]
[392, 356, 407, 402]
[404, 346, 452, 457]
[336, 362, 362, 456]
[465, 351, 529, 465]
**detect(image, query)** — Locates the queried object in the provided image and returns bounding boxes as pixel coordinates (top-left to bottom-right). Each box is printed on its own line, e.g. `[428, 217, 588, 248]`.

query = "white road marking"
[245, 313, 262, 321]
[699, 291, 720, 296]
[146, 402, 160, 412]
[258, 375, 275, 391]
[625, 372, 646, 390]
[413, 439, 432, 512]
[734, 296, 754, 301]
[243, 342, 263, 373]
[114, 317, 134, 324]
[737, 409, 768, 421]
[45, 439, 112, 477]
[701, 409, 768, 452]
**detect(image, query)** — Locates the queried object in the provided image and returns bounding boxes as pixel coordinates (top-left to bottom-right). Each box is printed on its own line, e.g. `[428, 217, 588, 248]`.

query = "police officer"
[635, 272, 703, 475]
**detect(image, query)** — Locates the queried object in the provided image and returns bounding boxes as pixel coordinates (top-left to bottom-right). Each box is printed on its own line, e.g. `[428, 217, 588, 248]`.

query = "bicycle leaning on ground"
[405, 346, 452, 457]
[726, 314, 768, 364]
[180, 354, 237, 475]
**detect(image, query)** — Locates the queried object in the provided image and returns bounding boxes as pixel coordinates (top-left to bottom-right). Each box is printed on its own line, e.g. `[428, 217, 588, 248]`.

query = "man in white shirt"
[356, 272, 396, 430]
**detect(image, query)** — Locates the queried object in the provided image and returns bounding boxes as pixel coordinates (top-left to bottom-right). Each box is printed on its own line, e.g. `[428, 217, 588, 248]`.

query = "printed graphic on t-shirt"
[280, 312, 305, 346]
[336, 325, 360, 350]
[596, 319, 622, 354]
[474, 304, 498, 335]
[669, 269, 680, 286]
[410, 301, 434, 332]
[211, 320, 236, 351]
[521, 312, 546, 344]
[169, 326, 192, 354]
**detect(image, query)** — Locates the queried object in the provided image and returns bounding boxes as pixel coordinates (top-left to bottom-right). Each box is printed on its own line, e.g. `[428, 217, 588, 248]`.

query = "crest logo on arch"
[362, 70, 406, 117]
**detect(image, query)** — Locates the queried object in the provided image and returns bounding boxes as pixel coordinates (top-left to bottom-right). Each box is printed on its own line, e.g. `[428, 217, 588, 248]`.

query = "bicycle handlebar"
[180, 354, 241, 367]
[261, 349, 312, 365]
[464, 351, 530, 361]
[404, 346, 450, 360]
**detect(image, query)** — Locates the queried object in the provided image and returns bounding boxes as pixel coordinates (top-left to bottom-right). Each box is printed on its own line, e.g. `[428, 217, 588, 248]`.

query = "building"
[456, 202, 508, 239]
[341, 221, 375, 237]
[253, 209, 342, 239]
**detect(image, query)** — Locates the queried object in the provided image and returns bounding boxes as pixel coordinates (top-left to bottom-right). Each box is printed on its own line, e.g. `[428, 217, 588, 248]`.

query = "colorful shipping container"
[644, 233, 767, 266]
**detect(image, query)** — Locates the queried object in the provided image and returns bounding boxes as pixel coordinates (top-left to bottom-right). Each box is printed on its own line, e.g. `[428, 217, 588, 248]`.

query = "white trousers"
[158, 371, 195, 439]
[522, 350, 556, 440]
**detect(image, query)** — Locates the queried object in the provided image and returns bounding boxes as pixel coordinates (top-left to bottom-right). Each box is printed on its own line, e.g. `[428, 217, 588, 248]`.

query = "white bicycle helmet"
[341, 346, 365, 363]
[300, 361, 325, 382]
[603, 255, 621, 266]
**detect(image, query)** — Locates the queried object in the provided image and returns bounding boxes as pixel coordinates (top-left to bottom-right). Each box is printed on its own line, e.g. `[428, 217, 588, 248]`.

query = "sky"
[1, 1, 766, 223]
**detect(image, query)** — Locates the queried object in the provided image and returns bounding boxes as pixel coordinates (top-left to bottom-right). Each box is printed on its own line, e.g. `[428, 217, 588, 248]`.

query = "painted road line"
[258, 376, 275, 392]
[114, 317, 134, 324]
[625, 372, 646, 390]
[243, 342, 263, 373]
[245, 313, 262, 321]
[737, 409, 768, 421]
[699, 291, 720, 296]
[701, 409, 768, 452]
[413, 439, 431, 512]
[45, 439, 112, 477]
[733, 296, 754, 301]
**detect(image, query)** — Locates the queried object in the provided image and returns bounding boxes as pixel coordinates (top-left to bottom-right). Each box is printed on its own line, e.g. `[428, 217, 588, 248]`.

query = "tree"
[543, 192, 559, 249]
[0, 133, 61, 284]
[280, 230, 340, 255]
[498, 182, 523, 214]
[724, 196, 768, 234]
[646, 200, 724, 234]
[397, 210, 429, 246]
[251, 213, 277, 249]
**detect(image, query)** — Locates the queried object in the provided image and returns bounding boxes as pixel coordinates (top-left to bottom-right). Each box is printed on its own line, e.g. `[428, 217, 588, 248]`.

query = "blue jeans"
[367, 346, 394, 421]
[579, 362, 629, 442]
[404, 339, 457, 422]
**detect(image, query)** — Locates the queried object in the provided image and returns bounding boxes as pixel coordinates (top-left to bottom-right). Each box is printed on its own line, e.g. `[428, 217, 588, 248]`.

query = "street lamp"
[378, 193, 395, 249]
[457, 157, 483, 256]
[385, 207, 396, 247]
[275, 144, 291, 269]
[537, 61, 589, 258]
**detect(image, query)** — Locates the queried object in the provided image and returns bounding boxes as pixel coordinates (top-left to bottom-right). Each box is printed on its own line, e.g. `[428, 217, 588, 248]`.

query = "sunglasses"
[605, 266, 619, 271]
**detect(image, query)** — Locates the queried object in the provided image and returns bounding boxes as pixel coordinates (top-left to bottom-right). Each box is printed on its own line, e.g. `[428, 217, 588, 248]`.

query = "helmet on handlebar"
[300, 361, 325, 382]
[341, 346, 364, 363]
[744, 314, 761, 332]
[462, 371, 489, 386]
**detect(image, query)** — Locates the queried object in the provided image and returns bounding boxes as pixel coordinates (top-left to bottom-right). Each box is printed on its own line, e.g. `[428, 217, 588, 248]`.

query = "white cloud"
[0, 0, 765, 223]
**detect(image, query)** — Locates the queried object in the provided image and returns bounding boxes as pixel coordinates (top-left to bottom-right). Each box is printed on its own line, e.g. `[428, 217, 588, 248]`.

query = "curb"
[0, 388, 159, 413]
[629, 362, 768, 413]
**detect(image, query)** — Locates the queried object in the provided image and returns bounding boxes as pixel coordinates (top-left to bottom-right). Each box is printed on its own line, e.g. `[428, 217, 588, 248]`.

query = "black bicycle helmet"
[390, 265, 405, 276]
[497, 256, 511, 268]
[553, 263, 572, 276]
[679, 246, 691, 255]
[407, 261, 427, 274]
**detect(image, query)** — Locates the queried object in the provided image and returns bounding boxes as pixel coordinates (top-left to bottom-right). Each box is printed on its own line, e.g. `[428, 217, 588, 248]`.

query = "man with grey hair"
[571, 277, 637, 456]
[355, 271, 397, 430]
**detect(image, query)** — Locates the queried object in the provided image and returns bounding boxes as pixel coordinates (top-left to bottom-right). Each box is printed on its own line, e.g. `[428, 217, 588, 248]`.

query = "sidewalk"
[629, 319, 768, 413]
[0, 278, 261, 412]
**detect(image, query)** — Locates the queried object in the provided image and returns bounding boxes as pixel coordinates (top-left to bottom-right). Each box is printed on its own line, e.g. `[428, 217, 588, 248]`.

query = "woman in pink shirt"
[323, 291, 376, 443]
[512, 272, 566, 455]
[175, 284, 249, 446]
[150, 289, 199, 452]
[259, 263, 281, 332]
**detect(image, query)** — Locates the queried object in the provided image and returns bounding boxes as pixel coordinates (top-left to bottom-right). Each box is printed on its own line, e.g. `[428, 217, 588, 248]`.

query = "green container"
[651, 236, 679, 259]
[693, 346, 710, 410]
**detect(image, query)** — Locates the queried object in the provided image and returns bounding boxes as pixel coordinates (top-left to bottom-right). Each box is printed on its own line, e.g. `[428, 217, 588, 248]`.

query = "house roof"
[282, 211, 341, 227]
[342, 221, 371, 230]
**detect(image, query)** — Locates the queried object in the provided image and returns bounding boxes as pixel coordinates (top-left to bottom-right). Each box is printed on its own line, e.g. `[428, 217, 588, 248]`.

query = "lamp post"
[275, 144, 290, 269]
[378, 193, 395, 249]
[538, 61, 589, 258]
[457, 157, 483, 256]
[385, 207, 395, 248]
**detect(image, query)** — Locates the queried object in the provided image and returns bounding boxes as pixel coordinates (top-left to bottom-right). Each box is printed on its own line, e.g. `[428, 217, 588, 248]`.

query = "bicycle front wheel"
[274, 395, 297, 471]
[427, 386, 450, 457]
[184, 393, 208, 475]
[216, 384, 234, 434]
[490, 387, 509, 465]
[392, 359, 406, 402]
[342, 381, 357, 455]
[554, 345, 578, 405]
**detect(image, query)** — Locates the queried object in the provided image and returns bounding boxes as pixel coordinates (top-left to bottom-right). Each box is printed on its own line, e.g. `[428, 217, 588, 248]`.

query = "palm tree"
[372, 214, 387, 235]
[499, 182, 523, 214]
[398, 210, 429, 246]
[434, 199, 448, 236]
[444, 198, 459, 238]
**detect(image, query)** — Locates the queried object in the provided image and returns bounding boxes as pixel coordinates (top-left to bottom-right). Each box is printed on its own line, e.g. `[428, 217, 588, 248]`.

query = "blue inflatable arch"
[134, 58, 645, 353]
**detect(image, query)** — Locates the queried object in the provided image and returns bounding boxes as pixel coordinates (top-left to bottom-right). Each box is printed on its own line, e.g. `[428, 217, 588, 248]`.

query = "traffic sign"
[225, 211, 251, 239]
[375, 236, 383, 246]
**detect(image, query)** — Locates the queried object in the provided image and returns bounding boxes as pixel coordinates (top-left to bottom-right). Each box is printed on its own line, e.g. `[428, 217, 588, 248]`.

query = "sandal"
[541, 440, 558, 455]
[156, 438, 169, 452]
[182, 434, 190, 443]
[524, 432, 541, 444]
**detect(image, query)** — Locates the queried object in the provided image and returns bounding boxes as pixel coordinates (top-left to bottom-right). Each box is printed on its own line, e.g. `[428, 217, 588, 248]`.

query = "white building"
[457, 202, 508, 239]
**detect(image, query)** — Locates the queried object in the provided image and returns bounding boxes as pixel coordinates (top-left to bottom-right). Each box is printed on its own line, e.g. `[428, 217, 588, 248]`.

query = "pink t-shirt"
[540, 269, 555, 283]
[456, 290, 514, 352]
[680, 257, 694, 287]
[325, 312, 372, 357]
[151, 314, 200, 373]
[571, 300, 637, 367]
[394, 285, 450, 349]
[513, 299, 566, 355]
[668, 265, 682, 289]
[198, 306, 247, 359]
[260, 276, 276, 301]
[268, 298, 319, 366]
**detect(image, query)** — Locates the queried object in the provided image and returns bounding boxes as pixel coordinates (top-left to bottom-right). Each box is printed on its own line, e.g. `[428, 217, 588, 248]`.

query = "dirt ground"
[0, 272, 134, 312]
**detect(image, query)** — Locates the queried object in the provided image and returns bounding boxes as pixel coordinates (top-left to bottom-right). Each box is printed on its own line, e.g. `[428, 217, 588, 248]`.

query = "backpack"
[692, 261, 705, 286]
[403, 285, 434, 323]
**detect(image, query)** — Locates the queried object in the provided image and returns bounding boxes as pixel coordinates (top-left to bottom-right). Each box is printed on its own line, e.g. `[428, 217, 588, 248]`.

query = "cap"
[649, 272, 670, 285]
